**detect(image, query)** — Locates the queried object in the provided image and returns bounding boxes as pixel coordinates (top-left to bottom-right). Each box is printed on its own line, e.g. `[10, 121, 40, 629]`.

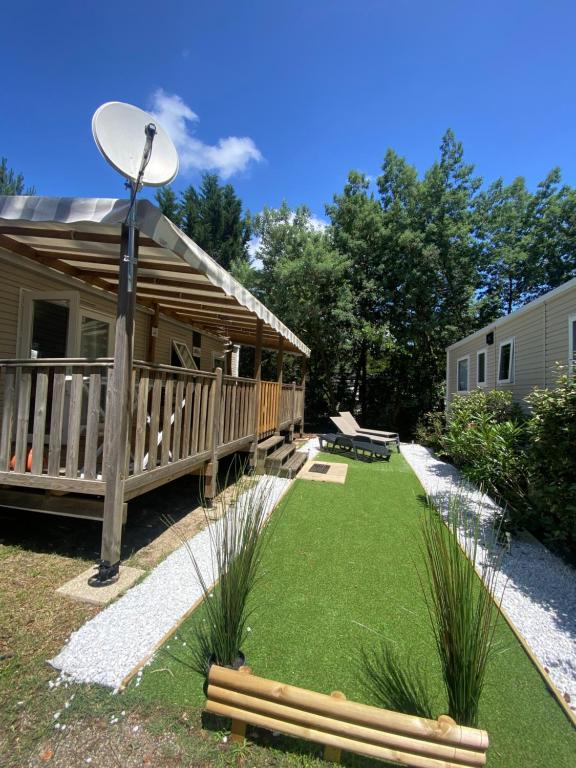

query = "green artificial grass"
[129, 452, 576, 767]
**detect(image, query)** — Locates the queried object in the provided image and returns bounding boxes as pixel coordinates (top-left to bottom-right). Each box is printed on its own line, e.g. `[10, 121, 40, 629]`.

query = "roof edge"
[447, 277, 576, 351]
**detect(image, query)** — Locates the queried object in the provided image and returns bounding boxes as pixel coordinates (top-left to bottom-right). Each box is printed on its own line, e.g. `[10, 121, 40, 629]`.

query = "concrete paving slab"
[298, 460, 348, 484]
[56, 565, 144, 606]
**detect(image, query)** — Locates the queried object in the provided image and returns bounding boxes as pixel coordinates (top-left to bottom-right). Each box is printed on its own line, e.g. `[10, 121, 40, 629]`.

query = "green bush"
[442, 392, 529, 526]
[525, 373, 576, 558]
[414, 411, 446, 453]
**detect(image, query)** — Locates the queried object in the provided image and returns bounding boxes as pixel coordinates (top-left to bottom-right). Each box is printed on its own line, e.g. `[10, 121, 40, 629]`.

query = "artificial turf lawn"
[129, 452, 576, 767]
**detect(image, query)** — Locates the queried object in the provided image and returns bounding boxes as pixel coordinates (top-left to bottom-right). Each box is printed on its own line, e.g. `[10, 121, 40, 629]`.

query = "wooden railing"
[0, 359, 113, 483]
[129, 363, 217, 477]
[220, 376, 257, 447]
[258, 381, 280, 436]
[0, 359, 306, 486]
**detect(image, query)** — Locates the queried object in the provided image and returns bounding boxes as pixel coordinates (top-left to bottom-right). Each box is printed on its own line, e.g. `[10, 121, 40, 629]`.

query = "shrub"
[414, 411, 446, 454]
[420, 494, 504, 727]
[525, 373, 576, 558]
[442, 392, 529, 527]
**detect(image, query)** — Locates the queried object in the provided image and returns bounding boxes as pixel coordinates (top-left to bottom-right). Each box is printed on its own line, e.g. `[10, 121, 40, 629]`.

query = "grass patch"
[132, 452, 576, 767]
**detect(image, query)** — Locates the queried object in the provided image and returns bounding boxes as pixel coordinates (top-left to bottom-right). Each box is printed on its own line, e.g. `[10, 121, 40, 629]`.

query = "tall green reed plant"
[184, 472, 281, 676]
[360, 640, 434, 718]
[419, 493, 505, 727]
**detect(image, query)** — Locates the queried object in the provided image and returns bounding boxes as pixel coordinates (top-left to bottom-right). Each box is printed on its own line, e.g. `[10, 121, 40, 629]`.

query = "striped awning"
[0, 196, 310, 356]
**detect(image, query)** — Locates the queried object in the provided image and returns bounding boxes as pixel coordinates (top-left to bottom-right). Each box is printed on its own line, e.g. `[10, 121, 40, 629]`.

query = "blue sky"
[2, 1, 575, 224]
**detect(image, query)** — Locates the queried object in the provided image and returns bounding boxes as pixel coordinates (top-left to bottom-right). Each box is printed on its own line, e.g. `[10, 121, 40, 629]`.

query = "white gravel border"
[50, 475, 291, 690]
[401, 443, 576, 709]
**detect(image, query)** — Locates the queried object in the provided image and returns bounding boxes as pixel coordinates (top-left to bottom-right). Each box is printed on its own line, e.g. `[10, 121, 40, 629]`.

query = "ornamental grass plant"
[184, 472, 280, 677]
[420, 494, 505, 727]
[360, 641, 434, 718]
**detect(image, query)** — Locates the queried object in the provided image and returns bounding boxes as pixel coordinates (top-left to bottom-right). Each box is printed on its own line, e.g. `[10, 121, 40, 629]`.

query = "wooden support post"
[323, 691, 346, 763]
[99, 222, 139, 581]
[147, 303, 160, 362]
[276, 336, 284, 385]
[204, 367, 222, 503]
[230, 666, 253, 744]
[299, 356, 308, 437]
[275, 335, 284, 434]
[250, 320, 264, 470]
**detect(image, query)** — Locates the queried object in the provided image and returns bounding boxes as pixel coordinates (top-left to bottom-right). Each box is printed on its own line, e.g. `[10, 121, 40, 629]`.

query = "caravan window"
[457, 356, 469, 392]
[477, 349, 487, 387]
[498, 338, 515, 383]
[569, 314, 576, 377]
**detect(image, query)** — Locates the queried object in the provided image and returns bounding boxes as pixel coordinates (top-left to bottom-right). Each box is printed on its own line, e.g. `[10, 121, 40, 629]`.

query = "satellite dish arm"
[125, 122, 157, 224]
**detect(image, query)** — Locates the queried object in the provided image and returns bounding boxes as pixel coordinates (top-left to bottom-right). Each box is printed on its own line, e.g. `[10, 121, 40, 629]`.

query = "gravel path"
[401, 443, 576, 709]
[50, 475, 291, 691]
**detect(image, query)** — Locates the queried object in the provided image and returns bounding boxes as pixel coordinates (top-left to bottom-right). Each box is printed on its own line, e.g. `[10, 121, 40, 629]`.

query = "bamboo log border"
[205, 666, 489, 767]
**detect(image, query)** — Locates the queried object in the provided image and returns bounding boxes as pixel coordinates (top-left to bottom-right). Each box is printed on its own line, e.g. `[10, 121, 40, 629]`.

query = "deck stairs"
[256, 434, 307, 479]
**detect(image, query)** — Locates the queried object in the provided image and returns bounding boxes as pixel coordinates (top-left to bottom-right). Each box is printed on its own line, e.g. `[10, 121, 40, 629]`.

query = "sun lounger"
[338, 411, 400, 451]
[318, 432, 390, 462]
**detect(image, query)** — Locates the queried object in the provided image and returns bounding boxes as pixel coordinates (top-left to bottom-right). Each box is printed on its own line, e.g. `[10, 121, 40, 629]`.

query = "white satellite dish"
[92, 101, 179, 187]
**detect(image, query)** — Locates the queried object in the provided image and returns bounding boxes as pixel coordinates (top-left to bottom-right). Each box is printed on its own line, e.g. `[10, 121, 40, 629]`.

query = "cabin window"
[498, 338, 515, 383]
[569, 314, 576, 377]
[80, 312, 113, 358]
[477, 349, 487, 387]
[171, 340, 197, 369]
[20, 291, 80, 358]
[457, 356, 469, 392]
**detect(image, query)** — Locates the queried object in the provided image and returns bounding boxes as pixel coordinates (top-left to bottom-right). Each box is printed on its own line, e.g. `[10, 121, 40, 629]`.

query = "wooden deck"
[0, 358, 304, 512]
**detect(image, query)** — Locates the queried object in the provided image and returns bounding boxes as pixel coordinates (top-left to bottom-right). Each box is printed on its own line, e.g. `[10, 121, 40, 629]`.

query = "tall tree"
[156, 173, 251, 269]
[474, 177, 532, 319]
[250, 204, 357, 421]
[0, 157, 35, 195]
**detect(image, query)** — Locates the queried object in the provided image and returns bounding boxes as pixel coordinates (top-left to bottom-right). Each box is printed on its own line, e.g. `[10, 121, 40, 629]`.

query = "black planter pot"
[208, 651, 246, 671]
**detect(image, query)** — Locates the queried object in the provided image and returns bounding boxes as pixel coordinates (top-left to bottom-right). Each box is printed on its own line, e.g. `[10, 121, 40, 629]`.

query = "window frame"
[497, 337, 515, 384]
[569, 313, 576, 377]
[456, 355, 470, 393]
[18, 290, 80, 358]
[476, 348, 487, 388]
[171, 339, 198, 370]
[79, 309, 114, 358]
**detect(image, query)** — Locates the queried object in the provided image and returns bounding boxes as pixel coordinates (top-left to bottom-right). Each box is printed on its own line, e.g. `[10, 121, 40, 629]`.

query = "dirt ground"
[0, 451, 322, 767]
[0, 468, 242, 767]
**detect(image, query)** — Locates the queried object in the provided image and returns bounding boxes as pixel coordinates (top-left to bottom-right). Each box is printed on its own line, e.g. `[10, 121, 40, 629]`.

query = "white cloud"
[308, 214, 328, 232]
[150, 89, 263, 179]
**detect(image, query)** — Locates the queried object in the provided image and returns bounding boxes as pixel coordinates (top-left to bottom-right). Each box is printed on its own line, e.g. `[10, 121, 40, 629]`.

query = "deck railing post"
[250, 320, 264, 469]
[204, 366, 222, 504]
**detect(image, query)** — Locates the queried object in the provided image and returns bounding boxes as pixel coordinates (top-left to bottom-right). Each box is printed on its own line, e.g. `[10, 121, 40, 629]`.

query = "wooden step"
[277, 450, 307, 479]
[265, 442, 296, 469]
[256, 434, 285, 459]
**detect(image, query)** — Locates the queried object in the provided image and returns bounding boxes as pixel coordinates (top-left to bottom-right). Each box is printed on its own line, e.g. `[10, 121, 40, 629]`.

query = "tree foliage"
[156, 173, 250, 270]
[0, 157, 35, 195]
[152, 132, 576, 436]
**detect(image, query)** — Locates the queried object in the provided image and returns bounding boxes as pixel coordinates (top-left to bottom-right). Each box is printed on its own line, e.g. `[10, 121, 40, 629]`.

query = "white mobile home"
[446, 278, 576, 407]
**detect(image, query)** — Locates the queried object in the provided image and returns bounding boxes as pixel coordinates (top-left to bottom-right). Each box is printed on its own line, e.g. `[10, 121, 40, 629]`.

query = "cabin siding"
[0, 250, 225, 370]
[447, 281, 576, 408]
[545, 289, 576, 384]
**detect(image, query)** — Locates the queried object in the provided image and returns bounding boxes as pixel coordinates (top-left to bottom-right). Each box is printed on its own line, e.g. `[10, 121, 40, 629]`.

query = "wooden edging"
[496, 599, 576, 728]
[405, 454, 576, 729]
[117, 472, 296, 692]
